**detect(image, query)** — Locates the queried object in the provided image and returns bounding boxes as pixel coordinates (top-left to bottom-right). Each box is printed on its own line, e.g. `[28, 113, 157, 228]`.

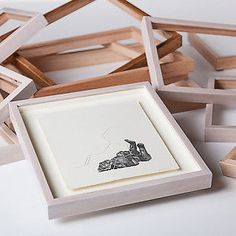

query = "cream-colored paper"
[21, 97, 179, 190]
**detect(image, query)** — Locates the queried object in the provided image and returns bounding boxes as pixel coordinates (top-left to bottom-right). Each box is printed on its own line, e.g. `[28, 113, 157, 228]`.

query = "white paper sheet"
[21, 97, 179, 190]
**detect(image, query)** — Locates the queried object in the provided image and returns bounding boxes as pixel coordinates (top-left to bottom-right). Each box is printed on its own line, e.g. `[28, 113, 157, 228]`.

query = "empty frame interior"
[141, 16, 236, 105]
[189, 33, 236, 70]
[18, 86, 201, 198]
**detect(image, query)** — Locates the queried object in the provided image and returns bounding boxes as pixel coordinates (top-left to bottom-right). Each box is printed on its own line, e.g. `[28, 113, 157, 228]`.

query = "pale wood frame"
[0, 1, 94, 88]
[189, 33, 236, 70]
[0, 0, 95, 41]
[0, 65, 36, 125]
[0, 8, 47, 63]
[205, 77, 236, 142]
[18, 26, 191, 85]
[220, 147, 236, 178]
[141, 16, 236, 105]
[0, 124, 23, 165]
[14, 0, 182, 76]
[9, 82, 212, 219]
[0, 1, 181, 90]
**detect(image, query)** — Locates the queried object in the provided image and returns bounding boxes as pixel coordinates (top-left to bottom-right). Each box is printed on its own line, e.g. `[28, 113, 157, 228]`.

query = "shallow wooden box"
[9, 82, 212, 219]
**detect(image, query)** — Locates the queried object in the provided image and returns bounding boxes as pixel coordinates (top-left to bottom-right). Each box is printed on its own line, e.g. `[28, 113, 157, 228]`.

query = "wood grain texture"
[33, 67, 190, 99]
[45, 0, 95, 24]
[29, 44, 143, 72]
[10, 54, 55, 87]
[109, 0, 149, 21]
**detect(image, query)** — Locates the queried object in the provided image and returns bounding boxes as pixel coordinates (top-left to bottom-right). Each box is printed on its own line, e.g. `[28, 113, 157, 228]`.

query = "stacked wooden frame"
[0, 0, 95, 88]
[9, 0, 201, 114]
[17, 27, 190, 84]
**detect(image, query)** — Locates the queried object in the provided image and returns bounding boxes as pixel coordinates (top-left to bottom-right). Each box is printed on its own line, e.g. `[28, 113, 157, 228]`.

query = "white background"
[1, 0, 236, 235]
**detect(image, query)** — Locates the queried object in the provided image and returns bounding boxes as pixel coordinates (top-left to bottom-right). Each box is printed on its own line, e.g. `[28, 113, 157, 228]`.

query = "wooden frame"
[0, 65, 36, 125]
[0, 8, 47, 63]
[141, 16, 236, 105]
[0, 0, 95, 41]
[0, 0, 181, 89]
[205, 77, 236, 142]
[220, 147, 236, 178]
[0, 1, 95, 88]
[108, 0, 182, 73]
[18, 26, 190, 84]
[14, 0, 182, 77]
[0, 123, 23, 165]
[4, 54, 56, 88]
[9, 82, 212, 219]
[189, 33, 236, 70]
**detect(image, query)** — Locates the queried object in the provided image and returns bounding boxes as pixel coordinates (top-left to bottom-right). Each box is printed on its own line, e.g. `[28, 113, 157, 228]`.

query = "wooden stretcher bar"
[34, 66, 201, 114]
[189, 33, 236, 70]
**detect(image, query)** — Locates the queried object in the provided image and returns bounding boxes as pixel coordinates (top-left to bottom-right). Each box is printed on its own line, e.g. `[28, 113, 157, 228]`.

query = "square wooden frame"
[220, 146, 236, 178]
[0, 8, 47, 63]
[0, 65, 36, 125]
[141, 16, 236, 105]
[189, 33, 236, 71]
[0, 123, 23, 165]
[205, 77, 236, 142]
[9, 82, 212, 219]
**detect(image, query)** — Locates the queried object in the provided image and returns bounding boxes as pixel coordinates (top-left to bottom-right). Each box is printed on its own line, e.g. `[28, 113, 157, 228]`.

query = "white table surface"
[1, 0, 236, 235]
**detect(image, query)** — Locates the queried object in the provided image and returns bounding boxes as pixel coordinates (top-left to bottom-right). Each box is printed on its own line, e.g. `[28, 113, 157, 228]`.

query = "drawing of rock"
[98, 139, 152, 172]
[138, 143, 152, 161]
